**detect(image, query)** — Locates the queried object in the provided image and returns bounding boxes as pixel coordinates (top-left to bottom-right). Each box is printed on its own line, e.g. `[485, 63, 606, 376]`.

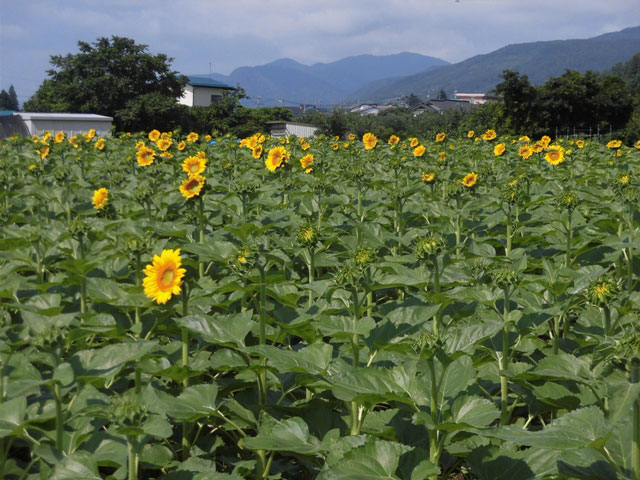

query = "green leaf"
[486, 406, 611, 450]
[176, 311, 254, 348]
[49, 451, 102, 480]
[468, 445, 559, 480]
[318, 315, 376, 339]
[437, 396, 500, 432]
[243, 415, 323, 455]
[330, 367, 408, 405]
[0, 396, 26, 438]
[246, 342, 333, 375]
[317, 438, 411, 480]
[68, 340, 158, 386]
[165, 384, 219, 422]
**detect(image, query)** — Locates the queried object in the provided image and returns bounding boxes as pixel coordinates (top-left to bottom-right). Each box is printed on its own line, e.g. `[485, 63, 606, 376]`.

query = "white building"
[267, 121, 319, 138]
[16, 112, 113, 137]
[178, 76, 236, 107]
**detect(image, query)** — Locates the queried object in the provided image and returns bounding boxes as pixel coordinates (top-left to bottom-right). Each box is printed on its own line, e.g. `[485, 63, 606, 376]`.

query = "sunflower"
[265, 146, 289, 172]
[493, 143, 506, 156]
[187, 132, 199, 143]
[461, 172, 478, 188]
[252, 145, 263, 159]
[362, 133, 378, 150]
[388, 135, 400, 145]
[148, 129, 161, 142]
[142, 249, 186, 304]
[300, 154, 314, 171]
[635, 140, 640, 150]
[437, 152, 446, 163]
[156, 138, 172, 151]
[182, 156, 207, 177]
[519, 145, 533, 159]
[54, 132, 65, 143]
[331, 143, 339, 151]
[179, 175, 205, 199]
[607, 139, 622, 149]
[92, 187, 108, 210]
[204, 135, 212, 142]
[409, 137, 419, 148]
[435, 132, 446, 143]
[40, 146, 50, 160]
[482, 129, 497, 141]
[413, 145, 426, 157]
[422, 172, 436, 183]
[540, 135, 551, 147]
[532, 142, 545, 153]
[177, 141, 186, 151]
[301, 140, 310, 151]
[576, 140, 585, 149]
[467, 130, 475, 138]
[95, 138, 106, 150]
[348, 133, 356, 141]
[544, 146, 565, 166]
[86, 129, 96, 140]
[135, 141, 145, 149]
[137, 147, 155, 166]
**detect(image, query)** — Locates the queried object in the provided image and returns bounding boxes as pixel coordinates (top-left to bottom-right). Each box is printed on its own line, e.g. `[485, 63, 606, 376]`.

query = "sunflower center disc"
[161, 268, 175, 286]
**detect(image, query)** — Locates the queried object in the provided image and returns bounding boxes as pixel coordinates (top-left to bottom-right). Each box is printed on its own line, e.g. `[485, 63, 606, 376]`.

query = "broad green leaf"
[49, 451, 102, 480]
[246, 342, 332, 375]
[317, 438, 411, 480]
[165, 384, 219, 421]
[330, 367, 408, 405]
[176, 311, 254, 348]
[243, 416, 323, 455]
[68, 340, 158, 385]
[437, 396, 500, 432]
[468, 445, 559, 480]
[486, 406, 611, 450]
[0, 396, 26, 438]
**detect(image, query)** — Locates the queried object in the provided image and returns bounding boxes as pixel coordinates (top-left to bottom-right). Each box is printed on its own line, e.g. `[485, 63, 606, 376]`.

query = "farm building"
[0, 112, 113, 139]
[178, 76, 236, 107]
[267, 121, 319, 138]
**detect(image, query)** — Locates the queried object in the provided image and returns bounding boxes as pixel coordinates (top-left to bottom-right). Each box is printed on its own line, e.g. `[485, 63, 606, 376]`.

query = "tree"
[23, 36, 186, 131]
[437, 89, 448, 100]
[0, 85, 19, 110]
[494, 70, 539, 135]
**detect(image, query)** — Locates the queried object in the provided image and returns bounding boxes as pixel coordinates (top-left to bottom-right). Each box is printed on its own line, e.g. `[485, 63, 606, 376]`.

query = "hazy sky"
[2, 0, 639, 104]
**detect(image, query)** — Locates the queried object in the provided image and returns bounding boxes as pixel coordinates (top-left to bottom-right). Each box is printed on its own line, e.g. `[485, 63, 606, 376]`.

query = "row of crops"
[1, 129, 640, 479]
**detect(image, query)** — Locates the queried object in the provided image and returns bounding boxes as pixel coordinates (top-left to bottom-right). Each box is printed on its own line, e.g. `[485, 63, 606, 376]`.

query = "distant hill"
[347, 26, 640, 104]
[197, 53, 449, 107]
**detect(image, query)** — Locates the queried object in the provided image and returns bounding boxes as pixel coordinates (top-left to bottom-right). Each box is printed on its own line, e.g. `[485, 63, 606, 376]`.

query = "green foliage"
[23, 36, 187, 132]
[0, 85, 18, 111]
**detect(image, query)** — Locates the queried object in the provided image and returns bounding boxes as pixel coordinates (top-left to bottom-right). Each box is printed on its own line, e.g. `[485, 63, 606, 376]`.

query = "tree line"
[18, 36, 640, 142]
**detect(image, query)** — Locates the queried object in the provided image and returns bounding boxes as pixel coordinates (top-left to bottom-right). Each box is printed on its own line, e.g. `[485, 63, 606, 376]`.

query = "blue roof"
[0, 110, 17, 117]
[187, 76, 235, 89]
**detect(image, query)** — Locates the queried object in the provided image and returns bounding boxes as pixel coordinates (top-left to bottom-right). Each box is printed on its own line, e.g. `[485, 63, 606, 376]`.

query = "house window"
[210, 94, 223, 104]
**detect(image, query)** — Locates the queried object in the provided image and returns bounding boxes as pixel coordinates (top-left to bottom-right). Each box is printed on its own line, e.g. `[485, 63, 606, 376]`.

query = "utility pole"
[209, 62, 212, 79]
[257, 96, 261, 107]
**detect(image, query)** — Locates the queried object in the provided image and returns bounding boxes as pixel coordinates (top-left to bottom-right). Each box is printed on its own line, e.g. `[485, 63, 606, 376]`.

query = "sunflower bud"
[416, 235, 443, 260]
[586, 278, 618, 308]
[297, 224, 318, 248]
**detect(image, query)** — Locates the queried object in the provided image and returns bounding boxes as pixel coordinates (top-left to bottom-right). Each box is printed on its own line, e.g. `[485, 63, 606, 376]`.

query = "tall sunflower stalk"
[631, 357, 640, 480]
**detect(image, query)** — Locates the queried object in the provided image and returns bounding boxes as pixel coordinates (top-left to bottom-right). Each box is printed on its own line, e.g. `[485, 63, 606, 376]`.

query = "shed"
[0, 111, 28, 139]
[179, 76, 236, 107]
[267, 121, 319, 138]
[16, 112, 113, 137]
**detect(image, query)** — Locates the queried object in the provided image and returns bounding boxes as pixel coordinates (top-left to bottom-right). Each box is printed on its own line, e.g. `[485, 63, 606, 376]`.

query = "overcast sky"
[1, 0, 639, 104]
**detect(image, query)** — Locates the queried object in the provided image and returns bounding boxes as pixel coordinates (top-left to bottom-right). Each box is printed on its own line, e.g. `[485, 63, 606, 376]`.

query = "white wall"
[178, 85, 225, 107]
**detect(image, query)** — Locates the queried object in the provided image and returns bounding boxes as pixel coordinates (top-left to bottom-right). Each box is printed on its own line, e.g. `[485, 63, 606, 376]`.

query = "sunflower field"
[1, 128, 640, 480]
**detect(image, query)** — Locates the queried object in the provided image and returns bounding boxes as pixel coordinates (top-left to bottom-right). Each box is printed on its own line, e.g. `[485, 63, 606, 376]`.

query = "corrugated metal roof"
[187, 76, 235, 89]
[17, 112, 113, 121]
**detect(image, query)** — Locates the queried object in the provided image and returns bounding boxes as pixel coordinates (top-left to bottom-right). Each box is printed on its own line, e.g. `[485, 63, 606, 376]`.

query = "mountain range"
[198, 26, 640, 108]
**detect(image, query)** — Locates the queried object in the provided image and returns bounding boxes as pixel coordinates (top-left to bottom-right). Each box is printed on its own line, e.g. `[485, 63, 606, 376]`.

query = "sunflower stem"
[628, 202, 634, 293]
[499, 287, 511, 425]
[181, 285, 191, 460]
[127, 435, 138, 480]
[506, 203, 512, 257]
[631, 358, 640, 480]
[308, 247, 314, 308]
[427, 356, 441, 477]
[258, 265, 267, 406]
[198, 196, 205, 278]
[565, 208, 572, 268]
